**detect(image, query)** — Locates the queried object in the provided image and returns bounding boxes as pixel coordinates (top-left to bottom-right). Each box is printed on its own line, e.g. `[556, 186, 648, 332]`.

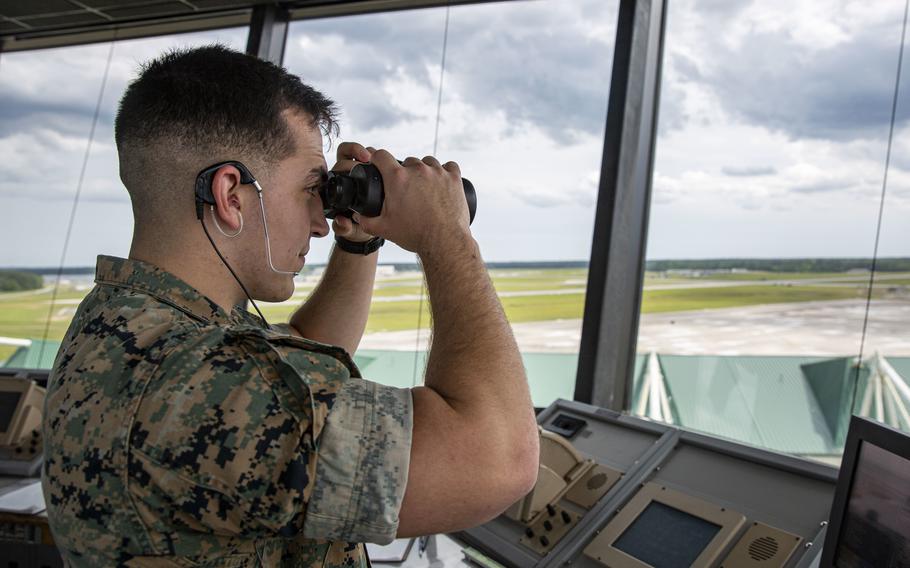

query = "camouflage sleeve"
[128, 335, 321, 540]
[302, 378, 413, 544]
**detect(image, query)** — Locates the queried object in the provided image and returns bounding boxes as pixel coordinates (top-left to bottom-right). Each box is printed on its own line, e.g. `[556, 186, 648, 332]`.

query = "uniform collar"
[94, 255, 258, 325]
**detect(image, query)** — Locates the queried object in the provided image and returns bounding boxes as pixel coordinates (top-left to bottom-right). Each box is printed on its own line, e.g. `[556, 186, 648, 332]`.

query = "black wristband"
[335, 235, 385, 255]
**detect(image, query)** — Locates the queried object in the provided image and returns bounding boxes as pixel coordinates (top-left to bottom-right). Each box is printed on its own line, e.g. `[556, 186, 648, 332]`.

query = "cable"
[200, 220, 269, 325]
[254, 182, 300, 276]
[850, 0, 909, 414]
[431, 5, 451, 157]
[38, 37, 116, 368]
[412, 4, 451, 387]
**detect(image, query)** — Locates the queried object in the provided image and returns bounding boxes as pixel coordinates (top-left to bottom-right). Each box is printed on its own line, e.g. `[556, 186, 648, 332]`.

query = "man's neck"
[128, 241, 246, 313]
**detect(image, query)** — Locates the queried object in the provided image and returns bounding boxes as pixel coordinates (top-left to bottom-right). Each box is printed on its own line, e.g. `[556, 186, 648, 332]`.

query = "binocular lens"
[322, 163, 477, 224]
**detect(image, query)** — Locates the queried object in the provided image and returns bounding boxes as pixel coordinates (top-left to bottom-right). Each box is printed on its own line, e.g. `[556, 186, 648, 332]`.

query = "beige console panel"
[584, 483, 746, 568]
[0, 378, 45, 448]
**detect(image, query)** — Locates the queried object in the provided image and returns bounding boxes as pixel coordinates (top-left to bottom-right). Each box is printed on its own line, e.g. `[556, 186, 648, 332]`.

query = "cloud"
[722, 166, 777, 177]
[791, 179, 852, 194]
[660, 0, 910, 142]
[1, 2, 908, 266]
[285, 0, 617, 145]
[512, 171, 599, 208]
[0, 27, 247, 205]
[0, 96, 107, 139]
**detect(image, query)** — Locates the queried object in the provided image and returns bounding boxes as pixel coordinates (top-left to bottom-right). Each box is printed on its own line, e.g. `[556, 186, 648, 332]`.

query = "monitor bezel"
[0, 377, 36, 444]
[584, 482, 746, 568]
[819, 415, 910, 568]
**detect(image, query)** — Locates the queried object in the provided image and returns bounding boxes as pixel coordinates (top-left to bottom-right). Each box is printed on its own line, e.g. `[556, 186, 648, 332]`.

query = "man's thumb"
[353, 213, 380, 236]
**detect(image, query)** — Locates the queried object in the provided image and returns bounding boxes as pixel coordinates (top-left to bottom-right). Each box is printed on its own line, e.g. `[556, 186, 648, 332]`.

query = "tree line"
[0, 270, 43, 292]
[645, 258, 910, 273]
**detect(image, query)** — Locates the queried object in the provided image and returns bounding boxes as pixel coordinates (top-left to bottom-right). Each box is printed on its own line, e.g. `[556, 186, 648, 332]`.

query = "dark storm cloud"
[445, 7, 615, 144]
[660, 1, 909, 141]
[711, 35, 909, 140]
[285, 10, 445, 131]
[0, 93, 111, 139]
[286, 0, 617, 142]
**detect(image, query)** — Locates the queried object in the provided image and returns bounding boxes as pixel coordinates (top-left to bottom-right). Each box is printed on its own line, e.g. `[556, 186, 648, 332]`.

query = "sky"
[0, 0, 907, 267]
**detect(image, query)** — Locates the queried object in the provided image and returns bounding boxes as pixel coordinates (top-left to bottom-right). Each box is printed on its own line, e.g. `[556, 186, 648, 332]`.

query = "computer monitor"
[820, 415, 910, 568]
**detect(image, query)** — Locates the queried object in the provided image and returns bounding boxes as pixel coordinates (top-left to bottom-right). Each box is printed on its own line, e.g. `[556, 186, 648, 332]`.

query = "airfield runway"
[358, 299, 910, 356]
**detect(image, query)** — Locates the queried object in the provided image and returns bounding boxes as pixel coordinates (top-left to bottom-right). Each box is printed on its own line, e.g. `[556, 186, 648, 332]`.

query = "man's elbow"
[491, 426, 540, 511]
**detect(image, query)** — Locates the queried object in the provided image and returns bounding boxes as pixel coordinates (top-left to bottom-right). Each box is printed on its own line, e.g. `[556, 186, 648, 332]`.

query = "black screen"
[836, 441, 910, 567]
[613, 501, 721, 568]
[0, 391, 23, 432]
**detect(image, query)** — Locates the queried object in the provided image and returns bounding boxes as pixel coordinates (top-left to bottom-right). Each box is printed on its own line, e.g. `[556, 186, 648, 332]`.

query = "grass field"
[654, 271, 861, 281]
[0, 269, 904, 346]
[642, 284, 867, 313]
[0, 286, 84, 342]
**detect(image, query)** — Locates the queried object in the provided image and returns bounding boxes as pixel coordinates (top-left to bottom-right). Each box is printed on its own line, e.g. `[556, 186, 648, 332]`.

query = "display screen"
[613, 501, 721, 568]
[836, 441, 910, 567]
[0, 391, 23, 432]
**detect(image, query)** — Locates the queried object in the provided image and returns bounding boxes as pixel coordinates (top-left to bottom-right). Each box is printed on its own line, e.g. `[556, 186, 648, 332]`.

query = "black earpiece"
[194, 160, 257, 220]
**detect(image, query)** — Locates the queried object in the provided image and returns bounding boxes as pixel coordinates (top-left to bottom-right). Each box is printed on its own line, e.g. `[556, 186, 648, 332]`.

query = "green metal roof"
[6, 336, 908, 460]
[1, 339, 61, 369]
[631, 354, 647, 405]
[656, 355, 841, 455]
[802, 358, 868, 448]
[355, 349, 579, 408]
[889, 357, 910, 380]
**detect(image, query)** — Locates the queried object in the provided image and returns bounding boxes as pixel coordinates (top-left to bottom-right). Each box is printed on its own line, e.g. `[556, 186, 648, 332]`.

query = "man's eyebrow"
[304, 166, 328, 181]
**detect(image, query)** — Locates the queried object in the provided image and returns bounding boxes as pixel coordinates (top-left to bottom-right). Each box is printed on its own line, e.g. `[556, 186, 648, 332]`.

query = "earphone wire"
[255, 183, 299, 276]
[200, 219, 269, 325]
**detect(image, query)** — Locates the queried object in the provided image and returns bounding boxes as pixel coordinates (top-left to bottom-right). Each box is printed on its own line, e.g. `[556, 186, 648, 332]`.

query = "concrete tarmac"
[359, 299, 910, 356]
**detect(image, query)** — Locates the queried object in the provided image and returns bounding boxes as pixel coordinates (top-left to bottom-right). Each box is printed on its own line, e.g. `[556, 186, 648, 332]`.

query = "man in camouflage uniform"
[43, 45, 539, 566]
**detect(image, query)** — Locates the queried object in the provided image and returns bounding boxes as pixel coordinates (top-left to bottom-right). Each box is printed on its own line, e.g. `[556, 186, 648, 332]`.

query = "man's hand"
[353, 150, 471, 256]
[331, 142, 376, 243]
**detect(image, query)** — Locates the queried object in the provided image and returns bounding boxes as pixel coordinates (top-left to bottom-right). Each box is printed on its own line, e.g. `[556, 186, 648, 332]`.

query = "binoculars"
[321, 163, 477, 224]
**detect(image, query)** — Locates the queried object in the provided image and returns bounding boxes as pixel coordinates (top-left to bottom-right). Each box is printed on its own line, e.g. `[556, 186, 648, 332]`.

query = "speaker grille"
[748, 536, 779, 561]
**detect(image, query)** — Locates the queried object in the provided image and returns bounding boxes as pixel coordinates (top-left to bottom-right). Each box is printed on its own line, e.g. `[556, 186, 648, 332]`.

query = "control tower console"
[459, 399, 839, 568]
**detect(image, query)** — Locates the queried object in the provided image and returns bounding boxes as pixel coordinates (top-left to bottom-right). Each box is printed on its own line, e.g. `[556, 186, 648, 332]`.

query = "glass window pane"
[860, 63, 910, 436]
[635, 0, 909, 463]
[0, 28, 246, 369]
[280, 0, 618, 405]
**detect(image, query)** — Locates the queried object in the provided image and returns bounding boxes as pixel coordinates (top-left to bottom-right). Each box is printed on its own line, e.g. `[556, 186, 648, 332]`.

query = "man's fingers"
[422, 156, 441, 168]
[336, 141, 372, 162]
[442, 160, 461, 177]
[401, 156, 423, 168]
[370, 149, 401, 172]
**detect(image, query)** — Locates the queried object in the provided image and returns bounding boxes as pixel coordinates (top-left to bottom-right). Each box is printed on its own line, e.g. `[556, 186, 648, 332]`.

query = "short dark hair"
[115, 44, 337, 165]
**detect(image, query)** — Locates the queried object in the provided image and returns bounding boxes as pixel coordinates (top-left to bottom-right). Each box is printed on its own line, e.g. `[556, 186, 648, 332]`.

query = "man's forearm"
[289, 245, 377, 354]
[421, 238, 534, 424]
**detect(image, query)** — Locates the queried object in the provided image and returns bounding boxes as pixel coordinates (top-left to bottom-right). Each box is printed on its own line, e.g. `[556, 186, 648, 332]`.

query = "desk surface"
[369, 535, 479, 567]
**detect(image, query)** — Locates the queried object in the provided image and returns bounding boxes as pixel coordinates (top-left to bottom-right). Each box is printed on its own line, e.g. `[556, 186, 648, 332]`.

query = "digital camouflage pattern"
[42, 255, 413, 567]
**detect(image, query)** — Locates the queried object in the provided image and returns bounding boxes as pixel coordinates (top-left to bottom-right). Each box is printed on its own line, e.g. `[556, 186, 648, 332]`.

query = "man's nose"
[311, 208, 329, 238]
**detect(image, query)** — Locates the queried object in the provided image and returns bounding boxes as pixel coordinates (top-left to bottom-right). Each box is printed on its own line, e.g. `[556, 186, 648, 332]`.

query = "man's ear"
[210, 164, 244, 231]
